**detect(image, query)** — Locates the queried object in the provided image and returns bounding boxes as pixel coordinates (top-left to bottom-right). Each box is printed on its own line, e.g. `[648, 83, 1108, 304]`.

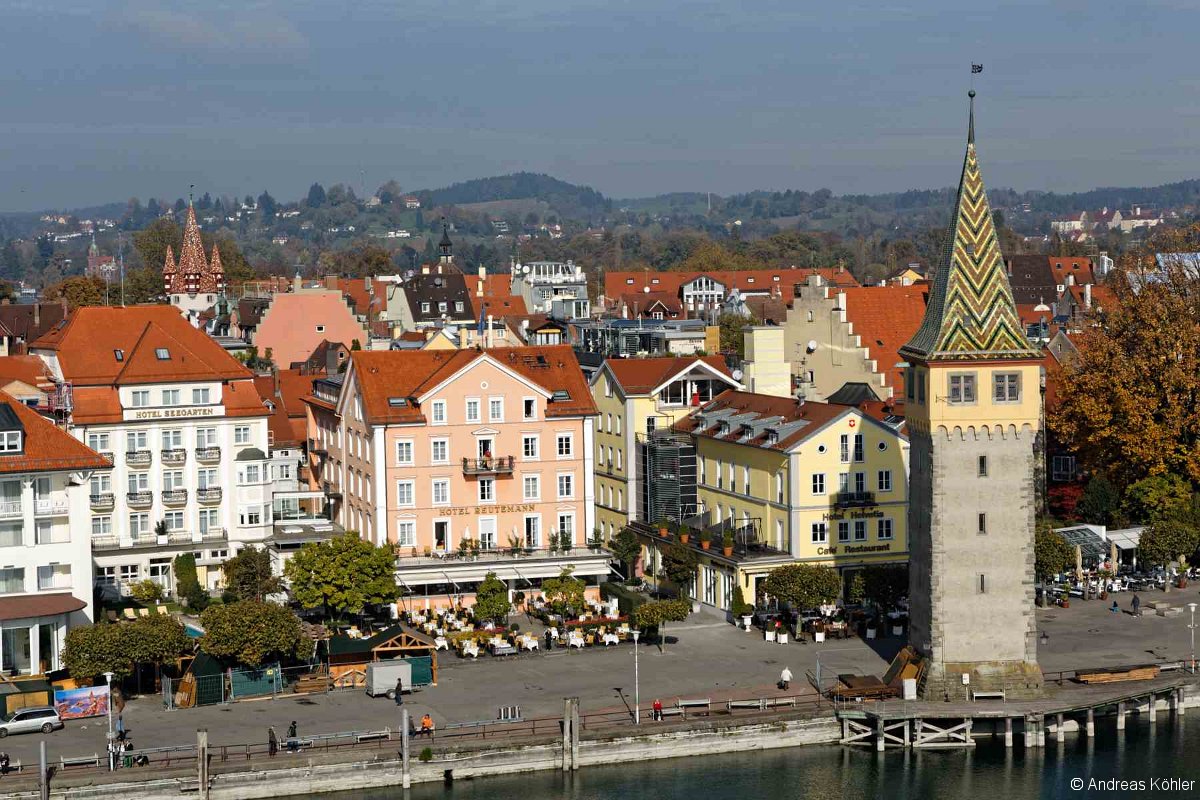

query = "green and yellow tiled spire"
[901, 92, 1037, 362]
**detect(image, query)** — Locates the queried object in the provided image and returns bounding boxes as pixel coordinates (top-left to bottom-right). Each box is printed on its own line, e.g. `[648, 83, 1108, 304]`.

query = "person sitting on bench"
[420, 714, 435, 737]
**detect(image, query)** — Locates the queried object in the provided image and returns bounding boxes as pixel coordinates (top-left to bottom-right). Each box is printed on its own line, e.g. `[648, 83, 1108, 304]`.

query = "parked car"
[0, 706, 63, 737]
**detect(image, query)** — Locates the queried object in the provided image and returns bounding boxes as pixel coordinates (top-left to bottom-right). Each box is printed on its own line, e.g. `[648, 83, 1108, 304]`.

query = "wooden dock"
[837, 672, 1197, 750]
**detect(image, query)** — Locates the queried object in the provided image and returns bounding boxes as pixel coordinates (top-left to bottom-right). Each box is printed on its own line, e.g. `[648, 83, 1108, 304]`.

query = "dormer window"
[0, 430, 22, 453]
[155, 348, 170, 360]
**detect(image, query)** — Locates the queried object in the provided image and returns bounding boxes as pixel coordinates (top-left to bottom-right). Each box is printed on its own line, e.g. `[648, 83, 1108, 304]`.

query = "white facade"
[69, 379, 271, 597]
[0, 467, 104, 674]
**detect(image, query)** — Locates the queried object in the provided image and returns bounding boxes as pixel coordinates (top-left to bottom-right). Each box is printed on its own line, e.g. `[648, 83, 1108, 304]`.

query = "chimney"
[365, 276, 373, 294]
[458, 327, 468, 349]
[293, 273, 302, 293]
[486, 314, 494, 348]
[421, 265, 430, 275]
[1084, 283, 1092, 310]
[33, 303, 40, 328]
[324, 274, 337, 290]
[477, 265, 486, 298]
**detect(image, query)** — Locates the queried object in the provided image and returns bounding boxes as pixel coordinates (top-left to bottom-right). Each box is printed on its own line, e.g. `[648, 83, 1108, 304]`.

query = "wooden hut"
[326, 625, 438, 688]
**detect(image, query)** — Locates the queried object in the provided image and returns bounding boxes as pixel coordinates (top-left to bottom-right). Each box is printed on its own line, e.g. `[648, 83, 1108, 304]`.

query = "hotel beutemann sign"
[124, 406, 223, 422]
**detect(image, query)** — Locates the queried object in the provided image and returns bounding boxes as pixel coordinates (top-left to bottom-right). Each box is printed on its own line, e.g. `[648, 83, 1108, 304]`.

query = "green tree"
[717, 311, 760, 356]
[132, 217, 181, 271]
[173, 553, 209, 611]
[129, 579, 164, 604]
[1034, 527, 1074, 585]
[1077, 475, 1121, 526]
[1138, 518, 1200, 590]
[199, 600, 304, 666]
[847, 565, 908, 609]
[730, 585, 752, 616]
[283, 532, 399, 620]
[1122, 475, 1192, 524]
[306, 183, 327, 208]
[43, 275, 105, 308]
[221, 546, 283, 602]
[63, 623, 128, 680]
[761, 563, 841, 610]
[123, 613, 190, 688]
[472, 572, 510, 624]
[610, 527, 642, 578]
[540, 567, 586, 618]
[632, 599, 691, 653]
[660, 542, 698, 598]
[123, 267, 165, 304]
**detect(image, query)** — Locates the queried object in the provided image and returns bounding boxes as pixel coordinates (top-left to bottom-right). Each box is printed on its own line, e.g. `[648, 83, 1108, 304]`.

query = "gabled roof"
[1048, 256, 1095, 286]
[32, 306, 251, 386]
[349, 345, 597, 426]
[0, 302, 67, 344]
[0, 391, 112, 474]
[838, 285, 928, 395]
[0, 355, 53, 390]
[401, 273, 472, 322]
[600, 355, 734, 396]
[900, 93, 1037, 363]
[470, 293, 527, 317]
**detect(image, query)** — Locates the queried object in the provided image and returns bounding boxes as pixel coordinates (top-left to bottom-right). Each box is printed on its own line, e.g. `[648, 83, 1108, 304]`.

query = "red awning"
[0, 593, 86, 622]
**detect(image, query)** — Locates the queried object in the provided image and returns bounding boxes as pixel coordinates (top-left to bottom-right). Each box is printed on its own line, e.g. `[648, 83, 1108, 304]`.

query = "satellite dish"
[807, 340, 818, 353]
[522, 265, 531, 274]
[643, 286, 650, 294]
[731, 369, 744, 381]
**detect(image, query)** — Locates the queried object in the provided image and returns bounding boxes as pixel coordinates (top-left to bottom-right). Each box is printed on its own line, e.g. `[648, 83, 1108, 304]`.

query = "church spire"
[900, 91, 1034, 362]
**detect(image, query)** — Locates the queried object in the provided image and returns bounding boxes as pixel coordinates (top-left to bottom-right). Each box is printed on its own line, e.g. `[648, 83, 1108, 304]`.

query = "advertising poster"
[53, 685, 111, 720]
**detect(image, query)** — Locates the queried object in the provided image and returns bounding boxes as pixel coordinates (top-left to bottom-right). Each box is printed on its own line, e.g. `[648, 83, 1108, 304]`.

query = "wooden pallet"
[292, 673, 330, 694]
[1076, 665, 1160, 684]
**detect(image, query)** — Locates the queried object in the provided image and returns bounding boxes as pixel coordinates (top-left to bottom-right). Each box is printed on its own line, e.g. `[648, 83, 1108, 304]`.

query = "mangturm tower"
[899, 92, 1044, 701]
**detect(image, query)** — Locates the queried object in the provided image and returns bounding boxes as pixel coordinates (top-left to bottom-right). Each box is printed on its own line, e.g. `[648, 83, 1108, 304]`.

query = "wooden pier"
[837, 673, 1195, 750]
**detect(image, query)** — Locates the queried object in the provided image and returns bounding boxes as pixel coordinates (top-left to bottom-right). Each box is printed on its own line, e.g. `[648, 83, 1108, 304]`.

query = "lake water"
[300, 714, 1200, 799]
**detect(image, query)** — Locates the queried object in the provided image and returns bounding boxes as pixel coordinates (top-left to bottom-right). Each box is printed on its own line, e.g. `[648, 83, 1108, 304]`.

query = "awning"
[1107, 527, 1144, 552]
[0, 593, 86, 622]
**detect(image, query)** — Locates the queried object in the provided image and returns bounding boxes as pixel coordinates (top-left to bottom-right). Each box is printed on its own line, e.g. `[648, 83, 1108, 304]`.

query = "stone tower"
[899, 92, 1044, 701]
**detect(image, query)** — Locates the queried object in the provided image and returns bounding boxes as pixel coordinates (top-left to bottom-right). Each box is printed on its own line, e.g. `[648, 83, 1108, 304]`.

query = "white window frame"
[396, 480, 415, 508]
[431, 400, 447, 425]
[556, 433, 573, 458]
[557, 472, 574, 499]
[395, 439, 414, 466]
[523, 474, 541, 501]
[522, 435, 539, 460]
[432, 479, 450, 506]
[465, 397, 481, 423]
[431, 438, 449, 464]
[811, 522, 828, 544]
[488, 397, 504, 423]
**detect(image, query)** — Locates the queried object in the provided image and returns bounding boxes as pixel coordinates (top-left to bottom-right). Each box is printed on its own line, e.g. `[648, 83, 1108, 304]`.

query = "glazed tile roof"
[900, 94, 1037, 363]
[0, 391, 112, 474]
[32, 306, 251, 386]
[351, 345, 597, 426]
[165, 203, 225, 295]
[602, 355, 733, 396]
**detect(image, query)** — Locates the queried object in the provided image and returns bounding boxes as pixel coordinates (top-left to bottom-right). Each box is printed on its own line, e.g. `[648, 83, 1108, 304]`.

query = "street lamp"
[632, 630, 641, 725]
[1188, 603, 1197, 674]
[103, 671, 115, 770]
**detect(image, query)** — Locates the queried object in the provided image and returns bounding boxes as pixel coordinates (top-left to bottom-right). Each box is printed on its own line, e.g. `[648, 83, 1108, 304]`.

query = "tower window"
[978, 574, 987, 594]
[977, 513, 987, 535]
[978, 456, 988, 477]
[993, 373, 1021, 403]
[948, 373, 976, 404]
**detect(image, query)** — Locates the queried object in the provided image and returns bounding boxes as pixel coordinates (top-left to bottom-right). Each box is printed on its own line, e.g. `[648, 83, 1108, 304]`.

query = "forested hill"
[414, 172, 611, 221]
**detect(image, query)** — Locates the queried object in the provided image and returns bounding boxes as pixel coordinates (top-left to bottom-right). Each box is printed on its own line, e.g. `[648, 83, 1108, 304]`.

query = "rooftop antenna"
[118, 233, 126, 307]
[189, 184, 195, 205]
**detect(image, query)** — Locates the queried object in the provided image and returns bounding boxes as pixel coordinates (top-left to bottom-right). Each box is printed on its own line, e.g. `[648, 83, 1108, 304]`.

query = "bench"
[0, 759, 22, 774]
[677, 698, 711, 717]
[657, 707, 685, 719]
[727, 700, 763, 712]
[355, 730, 392, 743]
[764, 697, 796, 709]
[971, 690, 1006, 702]
[60, 753, 100, 769]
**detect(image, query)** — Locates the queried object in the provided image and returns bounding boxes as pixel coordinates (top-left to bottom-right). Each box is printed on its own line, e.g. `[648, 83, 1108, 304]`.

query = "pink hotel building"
[315, 346, 608, 609]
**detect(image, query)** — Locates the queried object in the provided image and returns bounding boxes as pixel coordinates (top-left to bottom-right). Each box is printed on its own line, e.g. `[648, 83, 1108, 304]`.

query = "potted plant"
[469, 539, 481, 560]
[700, 530, 712, 551]
[588, 529, 602, 552]
[154, 519, 168, 545]
[679, 527, 690, 545]
[423, 545, 432, 557]
[507, 533, 522, 556]
[722, 532, 734, 557]
[458, 538, 470, 559]
[657, 519, 670, 539]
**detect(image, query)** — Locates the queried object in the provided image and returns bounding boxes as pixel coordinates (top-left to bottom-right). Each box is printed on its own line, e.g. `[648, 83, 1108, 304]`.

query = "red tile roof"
[463, 274, 514, 298]
[604, 266, 858, 299]
[0, 391, 112, 474]
[1048, 257, 1095, 286]
[469, 293, 527, 317]
[31, 306, 251, 386]
[619, 291, 683, 317]
[603, 355, 733, 396]
[351, 345, 597, 425]
[0, 355, 53, 389]
[837, 285, 928, 397]
[674, 390, 853, 451]
[256, 368, 322, 447]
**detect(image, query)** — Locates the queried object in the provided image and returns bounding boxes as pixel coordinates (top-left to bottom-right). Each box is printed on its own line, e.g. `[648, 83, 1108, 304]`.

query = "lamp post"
[1188, 603, 1197, 674]
[632, 630, 641, 725]
[103, 671, 115, 770]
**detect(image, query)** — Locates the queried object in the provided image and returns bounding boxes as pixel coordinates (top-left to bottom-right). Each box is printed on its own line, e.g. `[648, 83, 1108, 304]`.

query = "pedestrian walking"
[1111, 600, 1119, 614]
[287, 720, 299, 752]
[779, 667, 793, 691]
[268, 727, 278, 758]
[652, 698, 663, 722]
[1132, 593, 1141, 617]
[116, 713, 125, 741]
[395, 677, 404, 706]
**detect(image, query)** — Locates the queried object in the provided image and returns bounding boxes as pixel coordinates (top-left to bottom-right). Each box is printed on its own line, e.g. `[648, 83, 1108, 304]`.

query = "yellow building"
[588, 356, 740, 542]
[641, 390, 909, 611]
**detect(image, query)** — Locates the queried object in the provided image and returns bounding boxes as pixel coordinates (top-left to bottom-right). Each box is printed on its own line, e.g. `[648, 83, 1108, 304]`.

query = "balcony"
[202, 527, 227, 542]
[196, 447, 222, 463]
[90, 493, 115, 512]
[307, 438, 327, 457]
[198, 487, 223, 504]
[462, 456, 515, 476]
[127, 491, 153, 509]
[166, 530, 194, 544]
[833, 491, 876, 508]
[0, 500, 22, 519]
[91, 535, 121, 551]
[126, 450, 152, 467]
[34, 498, 69, 516]
[162, 489, 189, 506]
[161, 449, 187, 466]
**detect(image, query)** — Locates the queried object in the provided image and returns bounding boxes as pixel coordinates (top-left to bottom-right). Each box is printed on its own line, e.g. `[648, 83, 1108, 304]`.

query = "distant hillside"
[415, 172, 611, 222]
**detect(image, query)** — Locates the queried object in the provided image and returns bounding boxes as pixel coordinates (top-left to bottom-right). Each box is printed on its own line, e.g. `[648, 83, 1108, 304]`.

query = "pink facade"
[254, 291, 369, 369]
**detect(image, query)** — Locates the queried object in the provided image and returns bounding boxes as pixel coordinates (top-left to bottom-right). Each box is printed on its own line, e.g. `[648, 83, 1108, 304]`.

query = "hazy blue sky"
[1, 1, 1195, 210]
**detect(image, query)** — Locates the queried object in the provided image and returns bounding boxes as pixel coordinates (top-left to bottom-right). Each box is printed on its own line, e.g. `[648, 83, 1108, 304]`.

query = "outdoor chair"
[156, 606, 169, 616]
[122, 608, 137, 620]
[434, 636, 449, 651]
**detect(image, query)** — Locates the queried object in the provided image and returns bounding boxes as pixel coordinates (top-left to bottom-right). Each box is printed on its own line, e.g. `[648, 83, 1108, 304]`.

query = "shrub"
[418, 747, 433, 762]
[130, 579, 164, 604]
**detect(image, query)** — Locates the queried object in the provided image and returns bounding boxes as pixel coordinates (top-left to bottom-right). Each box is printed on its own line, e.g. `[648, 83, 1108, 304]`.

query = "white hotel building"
[29, 306, 273, 595]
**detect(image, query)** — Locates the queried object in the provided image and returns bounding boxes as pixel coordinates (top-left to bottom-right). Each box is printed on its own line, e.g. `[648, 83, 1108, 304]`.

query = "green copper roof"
[900, 92, 1037, 363]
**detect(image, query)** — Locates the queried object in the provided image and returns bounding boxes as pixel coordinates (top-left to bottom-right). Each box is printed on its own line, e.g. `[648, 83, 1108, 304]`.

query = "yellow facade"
[905, 361, 1041, 435]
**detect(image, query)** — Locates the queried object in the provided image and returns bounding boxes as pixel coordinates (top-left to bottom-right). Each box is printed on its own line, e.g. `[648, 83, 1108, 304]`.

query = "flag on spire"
[971, 64, 983, 74]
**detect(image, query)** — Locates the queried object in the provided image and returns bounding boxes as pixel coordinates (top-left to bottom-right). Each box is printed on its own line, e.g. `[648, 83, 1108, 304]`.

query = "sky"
[1, 0, 1197, 210]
